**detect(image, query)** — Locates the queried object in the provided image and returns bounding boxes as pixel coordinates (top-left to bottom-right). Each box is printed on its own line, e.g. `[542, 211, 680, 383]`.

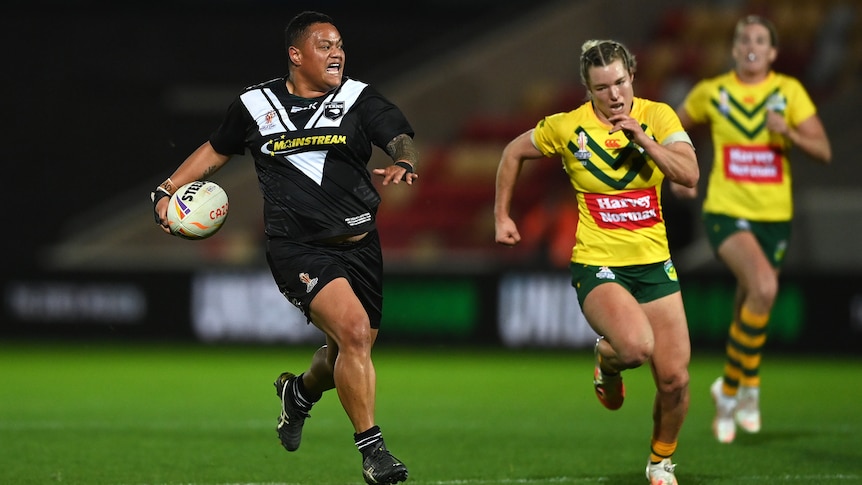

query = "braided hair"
[579, 40, 637, 89]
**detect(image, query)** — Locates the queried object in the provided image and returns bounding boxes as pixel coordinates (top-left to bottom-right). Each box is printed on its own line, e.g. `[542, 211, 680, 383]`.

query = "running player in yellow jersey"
[672, 15, 832, 445]
[495, 39, 698, 485]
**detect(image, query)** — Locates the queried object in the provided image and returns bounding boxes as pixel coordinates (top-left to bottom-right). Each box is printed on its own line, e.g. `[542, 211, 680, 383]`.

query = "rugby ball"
[166, 181, 229, 240]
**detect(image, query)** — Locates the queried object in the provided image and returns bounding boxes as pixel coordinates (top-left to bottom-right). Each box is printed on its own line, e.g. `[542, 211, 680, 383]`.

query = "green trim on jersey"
[569, 123, 649, 190]
[682, 71, 817, 221]
[531, 98, 690, 266]
[711, 86, 780, 139]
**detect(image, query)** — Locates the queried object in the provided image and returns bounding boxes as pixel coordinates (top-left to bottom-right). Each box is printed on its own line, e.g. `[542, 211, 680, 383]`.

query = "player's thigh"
[309, 278, 373, 346]
[582, 282, 652, 349]
[718, 231, 777, 292]
[642, 292, 691, 379]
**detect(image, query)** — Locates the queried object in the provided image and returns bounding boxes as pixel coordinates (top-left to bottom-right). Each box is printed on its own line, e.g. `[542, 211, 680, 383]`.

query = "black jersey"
[209, 77, 414, 242]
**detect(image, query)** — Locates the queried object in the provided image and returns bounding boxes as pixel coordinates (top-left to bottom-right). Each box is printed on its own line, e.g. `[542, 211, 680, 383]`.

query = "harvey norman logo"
[724, 145, 782, 183]
[585, 187, 661, 230]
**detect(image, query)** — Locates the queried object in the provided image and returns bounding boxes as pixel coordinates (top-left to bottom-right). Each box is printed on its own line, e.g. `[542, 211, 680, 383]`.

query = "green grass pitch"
[1, 341, 860, 484]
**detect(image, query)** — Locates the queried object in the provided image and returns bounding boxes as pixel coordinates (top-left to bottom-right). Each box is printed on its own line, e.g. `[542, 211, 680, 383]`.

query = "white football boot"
[735, 385, 761, 433]
[710, 377, 737, 443]
[646, 458, 678, 485]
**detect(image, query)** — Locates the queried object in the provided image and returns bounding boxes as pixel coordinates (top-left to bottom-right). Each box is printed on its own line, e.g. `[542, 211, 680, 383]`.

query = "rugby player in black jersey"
[151, 11, 416, 484]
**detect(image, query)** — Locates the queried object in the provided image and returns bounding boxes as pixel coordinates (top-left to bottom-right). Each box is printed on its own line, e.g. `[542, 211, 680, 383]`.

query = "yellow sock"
[738, 305, 769, 387]
[722, 328, 743, 397]
[722, 305, 770, 393]
[650, 439, 677, 463]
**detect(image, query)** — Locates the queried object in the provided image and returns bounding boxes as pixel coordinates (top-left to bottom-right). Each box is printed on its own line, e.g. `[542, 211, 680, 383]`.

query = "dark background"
[4, 0, 860, 274]
[3, 1, 861, 351]
[2, 0, 557, 271]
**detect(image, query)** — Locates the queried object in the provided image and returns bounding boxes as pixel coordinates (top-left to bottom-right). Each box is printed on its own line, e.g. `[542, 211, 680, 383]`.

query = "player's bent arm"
[641, 137, 699, 188]
[669, 181, 698, 200]
[153, 142, 232, 229]
[787, 114, 832, 165]
[168, 142, 232, 189]
[494, 130, 544, 246]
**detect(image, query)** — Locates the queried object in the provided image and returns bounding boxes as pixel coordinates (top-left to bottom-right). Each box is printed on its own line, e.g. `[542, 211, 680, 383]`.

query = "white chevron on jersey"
[240, 80, 368, 186]
[240, 88, 297, 136]
[306, 79, 367, 129]
[288, 150, 326, 185]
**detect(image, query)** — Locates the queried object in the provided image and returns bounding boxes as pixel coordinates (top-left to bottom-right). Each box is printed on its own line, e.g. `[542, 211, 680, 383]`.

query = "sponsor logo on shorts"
[664, 259, 678, 282]
[596, 266, 616, 280]
[299, 273, 318, 294]
[774, 240, 787, 263]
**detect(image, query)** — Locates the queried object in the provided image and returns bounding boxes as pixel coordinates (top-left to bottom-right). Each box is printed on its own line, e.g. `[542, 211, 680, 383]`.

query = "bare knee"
[749, 273, 778, 309]
[656, 366, 690, 396]
[332, 311, 373, 354]
[612, 337, 653, 370]
[737, 263, 779, 312]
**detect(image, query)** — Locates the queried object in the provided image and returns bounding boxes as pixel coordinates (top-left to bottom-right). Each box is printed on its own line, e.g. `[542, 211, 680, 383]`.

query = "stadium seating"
[374, 0, 860, 269]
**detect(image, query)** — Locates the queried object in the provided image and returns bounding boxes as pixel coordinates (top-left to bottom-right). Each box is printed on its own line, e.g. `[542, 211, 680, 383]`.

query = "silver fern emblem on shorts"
[299, 273, 319, 293]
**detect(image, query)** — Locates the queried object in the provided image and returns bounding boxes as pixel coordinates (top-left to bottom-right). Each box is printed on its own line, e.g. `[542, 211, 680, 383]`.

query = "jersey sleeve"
[681, 79, 712, 124]
[209, 97, 253, 156]
[531, 113, 565, 158]
[650, 101, 689, 145]
[357, 85, 414, 149]
[784, 77, 817, 127]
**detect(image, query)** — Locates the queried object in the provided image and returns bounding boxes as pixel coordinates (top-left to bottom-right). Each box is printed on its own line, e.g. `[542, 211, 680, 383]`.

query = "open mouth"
[326, 63, 341, 74]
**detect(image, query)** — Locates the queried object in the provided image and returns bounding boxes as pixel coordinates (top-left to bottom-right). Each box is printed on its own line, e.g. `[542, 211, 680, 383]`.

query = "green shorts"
[702, 213, 791, 268]
[569, 260, 680, 308]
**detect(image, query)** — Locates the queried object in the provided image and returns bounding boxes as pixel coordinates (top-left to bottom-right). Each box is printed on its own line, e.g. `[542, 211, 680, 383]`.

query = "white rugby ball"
[166, 181, 229, 240]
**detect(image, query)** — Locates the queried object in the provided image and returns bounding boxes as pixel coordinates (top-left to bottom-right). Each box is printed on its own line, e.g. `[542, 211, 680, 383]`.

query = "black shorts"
[266, 231, 384, 329]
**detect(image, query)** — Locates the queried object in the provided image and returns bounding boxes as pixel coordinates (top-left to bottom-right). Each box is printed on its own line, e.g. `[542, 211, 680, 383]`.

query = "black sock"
[291, 373, 318, 412]
[354, 425, 383, 458]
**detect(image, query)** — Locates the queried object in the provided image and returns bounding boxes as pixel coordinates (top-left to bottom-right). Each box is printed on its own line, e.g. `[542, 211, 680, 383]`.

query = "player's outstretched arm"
[374, 134, 419, 185]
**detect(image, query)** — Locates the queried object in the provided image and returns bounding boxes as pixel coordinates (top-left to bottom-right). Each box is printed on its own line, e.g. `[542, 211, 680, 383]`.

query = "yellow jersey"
[682, 71, 817, 221]
[532, 97, 691, 266]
